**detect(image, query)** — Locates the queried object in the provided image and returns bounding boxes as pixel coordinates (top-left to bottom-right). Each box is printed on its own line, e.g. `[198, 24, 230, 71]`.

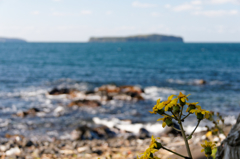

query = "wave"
[167, 79, 224, 86]
[142, 86, 181, 101]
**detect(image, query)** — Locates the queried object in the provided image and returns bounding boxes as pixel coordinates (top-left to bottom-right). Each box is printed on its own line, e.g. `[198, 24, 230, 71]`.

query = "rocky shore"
[0, 123, 231, 159]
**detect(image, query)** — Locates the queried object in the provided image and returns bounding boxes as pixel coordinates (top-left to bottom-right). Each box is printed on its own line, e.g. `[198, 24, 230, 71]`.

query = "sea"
[0, 42, 239, 140]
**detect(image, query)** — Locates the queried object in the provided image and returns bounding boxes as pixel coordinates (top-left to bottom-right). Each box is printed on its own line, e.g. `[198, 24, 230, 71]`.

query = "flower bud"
[179, 99, 185, 106]
[154, 142, 162, 150]
[204, 147, 212, 156]
[173, 105, 180, 114]
[167, 107, 172, 112]
[165, 118, 173, 127]
[150, 153, 154, 158]
[197, 113, 204, 120]
[157, 109, 165, 115]
[187, 105, 196, 112]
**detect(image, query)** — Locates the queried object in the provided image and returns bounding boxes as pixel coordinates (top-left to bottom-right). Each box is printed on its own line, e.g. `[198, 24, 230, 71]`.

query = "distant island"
[0, 37, 27, 43]
[89, 34, 184, 43]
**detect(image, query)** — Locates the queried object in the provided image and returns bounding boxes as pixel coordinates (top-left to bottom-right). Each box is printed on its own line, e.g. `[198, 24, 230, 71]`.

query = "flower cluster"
[137, 136, 162, 159]
[141, 92, 214, 159]
[201, 141, 216, 157]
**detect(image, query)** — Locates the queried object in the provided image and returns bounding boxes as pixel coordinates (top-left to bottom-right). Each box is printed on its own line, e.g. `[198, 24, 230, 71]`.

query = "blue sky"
[0, 0, 239, 42]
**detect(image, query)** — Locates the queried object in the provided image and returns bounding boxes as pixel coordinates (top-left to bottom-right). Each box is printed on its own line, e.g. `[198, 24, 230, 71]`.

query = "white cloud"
[151, 12, 161, 17]
[191, 0, 202, 5]
[132, 1, 157, 8]
[106, 11, 112, 15]
[164, 4, 171, 9]
[173, 4, 201, 12]
[193, 9, 238, 16]
[81, 10, 92, 15]
[52, 12, 65, 16]
[208, 0, 240, 4]
[32, 11, 39, 15]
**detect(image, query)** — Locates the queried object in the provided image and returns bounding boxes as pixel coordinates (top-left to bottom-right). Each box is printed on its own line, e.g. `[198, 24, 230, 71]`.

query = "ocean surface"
[0, 42, 240, 139]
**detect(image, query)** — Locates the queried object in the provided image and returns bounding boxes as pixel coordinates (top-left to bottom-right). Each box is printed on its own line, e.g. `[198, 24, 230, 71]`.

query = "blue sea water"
[0, 42, 240, 139]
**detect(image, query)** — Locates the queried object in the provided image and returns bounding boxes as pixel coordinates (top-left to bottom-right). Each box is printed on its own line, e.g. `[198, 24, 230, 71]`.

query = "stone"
[6, 147, 21, 156]
[68, 99, 101, 107]
[216, 114, 240, 159]
[138, 128, 150, 139]
[48, 88, 76, 95]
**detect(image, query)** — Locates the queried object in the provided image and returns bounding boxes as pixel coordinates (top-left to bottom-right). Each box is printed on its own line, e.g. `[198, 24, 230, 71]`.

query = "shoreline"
[0, 124, 232, 159]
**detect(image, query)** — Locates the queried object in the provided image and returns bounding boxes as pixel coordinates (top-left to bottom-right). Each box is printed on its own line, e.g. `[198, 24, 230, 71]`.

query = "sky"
[0, 0, 240, 42]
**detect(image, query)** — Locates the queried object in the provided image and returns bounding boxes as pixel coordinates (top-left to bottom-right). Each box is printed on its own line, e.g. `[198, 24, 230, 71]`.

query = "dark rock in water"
[27, 108, 40, 116]
[15, 111, 29, 118]
[48, 88, 76, 95]
[162, 122, 181, 136]
[13, 107, 41, 118]
[68, 100, 101, 107]
[71, 125, 116, 140]
[138, 128, 150, 139]
[92, 126, 116, 139]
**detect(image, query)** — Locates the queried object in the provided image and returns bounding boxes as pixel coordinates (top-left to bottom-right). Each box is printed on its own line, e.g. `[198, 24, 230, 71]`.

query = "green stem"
[171, 125, 181, 132]
[163, 147, 187, 158]
[170, 111, 178, 120]
[179, 105, 183, 119]
[179, 121, 192, 158]
[181, 113, 190, 121]
[187, 120, 201, 140]
[164, 112, 178, 120]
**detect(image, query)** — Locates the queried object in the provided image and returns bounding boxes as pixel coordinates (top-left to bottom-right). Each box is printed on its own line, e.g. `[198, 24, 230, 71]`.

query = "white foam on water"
[224, 115, 237, 125]
[142, 86, 180, 101]
[93, 117, 165, 135]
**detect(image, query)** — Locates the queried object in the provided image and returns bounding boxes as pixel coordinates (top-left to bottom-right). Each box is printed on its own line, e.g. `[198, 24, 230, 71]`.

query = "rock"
[194, 79, 206, 85]
[138, 128, 150, 139]
[95, 85, 120, 93]
[0, 145, 8, 152]
[14, 108, 41, 118]
[15, 111, 29, 118]
[92, 126, 116, 139]
[27, 108, 40, 116]
[22, 139, 34, 147]
[5, 134, 24, 142]
[216, 114, 240, 159]
[48, 88, 76, 95]
[53, 106, 65, 117]
[6, 147, 21, 156]
[119, 85, 143, 94]
[77, 146, 90, 153]
[71, 129, 83, 140]
[113, 94, 132, 101]
[68, 100, 101, 107]
[162, 122, 181, 136]
[93, 149, 103, 155]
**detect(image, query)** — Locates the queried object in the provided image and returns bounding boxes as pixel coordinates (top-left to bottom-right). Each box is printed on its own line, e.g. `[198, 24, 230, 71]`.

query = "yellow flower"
[201, 140, 216, 157]
[165, 98, 178, 111]
[157, 115, 174, 128]
[190, 106, 210, 119]
[177, 92, 190, 102]
[162, 95, 176, 105]
[138, 147, 158, 159]
[186, 102, 201, 112]
[149, 99, 164, 114]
